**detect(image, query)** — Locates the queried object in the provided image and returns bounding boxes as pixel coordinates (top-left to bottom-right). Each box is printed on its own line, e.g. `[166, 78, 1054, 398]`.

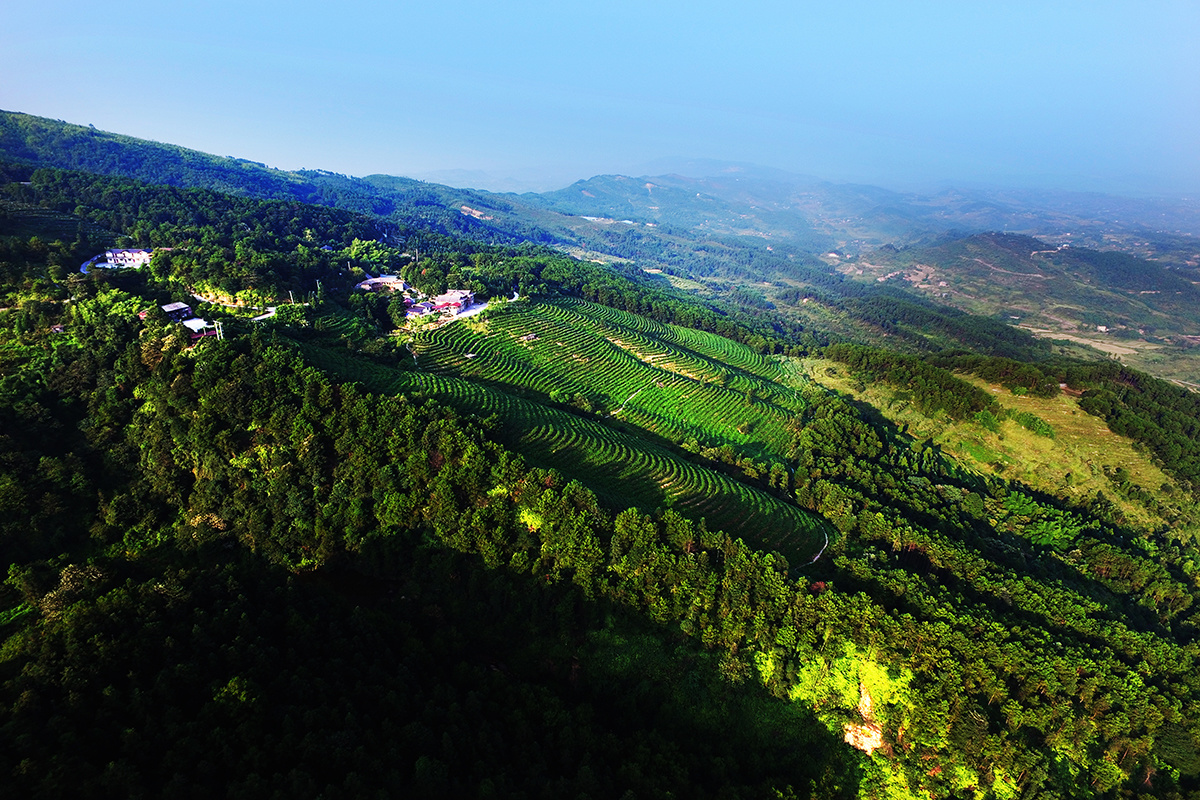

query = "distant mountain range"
[4, 109, 1197, 266]
[533, 169, 1200, 263]
[3, 108, 1199, 381]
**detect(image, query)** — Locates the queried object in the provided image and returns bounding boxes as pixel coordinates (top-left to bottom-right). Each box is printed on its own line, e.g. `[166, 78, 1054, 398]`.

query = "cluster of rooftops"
[134, 279, 474, 345]
[353, 275, 475, 319]
[137, 302, 218, 341]
[87, 250, 476, 332]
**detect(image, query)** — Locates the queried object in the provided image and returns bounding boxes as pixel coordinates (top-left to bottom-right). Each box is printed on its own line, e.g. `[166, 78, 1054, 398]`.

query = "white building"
[431, 290, 474, 314]
[105, 249, 154, 268]
[181, 317, 217, 341]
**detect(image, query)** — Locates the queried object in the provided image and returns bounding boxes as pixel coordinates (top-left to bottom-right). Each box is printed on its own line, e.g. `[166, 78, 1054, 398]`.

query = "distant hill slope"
[0, 110, 313, 198]
[850, 232, 1200, 327]
[843, 231, 1200, 382]
[530, 173, 835, 251]
[530, 171, 1047, 248]
[531, 165, 1200, 265]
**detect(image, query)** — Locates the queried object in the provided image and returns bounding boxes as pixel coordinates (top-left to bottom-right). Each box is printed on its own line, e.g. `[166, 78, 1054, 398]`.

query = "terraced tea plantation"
[414, 298, 807, 460]
[301, 300, 831, 563]
[0, 197, 111, 242]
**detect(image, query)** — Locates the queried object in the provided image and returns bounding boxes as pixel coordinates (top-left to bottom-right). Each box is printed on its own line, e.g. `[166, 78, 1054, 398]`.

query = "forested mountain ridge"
[5, 130, 1200, 797]
[0, 109, 625, 252]
[7, 109, 1197, 280]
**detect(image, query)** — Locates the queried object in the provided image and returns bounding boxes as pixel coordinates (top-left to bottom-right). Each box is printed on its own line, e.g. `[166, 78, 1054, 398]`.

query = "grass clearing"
[661, 273, 711, 293]
[801, 357, 1188, 531]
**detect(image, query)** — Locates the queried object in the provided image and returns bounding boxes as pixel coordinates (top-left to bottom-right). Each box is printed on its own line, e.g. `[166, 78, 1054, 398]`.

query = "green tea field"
[303, 302, 832, 563]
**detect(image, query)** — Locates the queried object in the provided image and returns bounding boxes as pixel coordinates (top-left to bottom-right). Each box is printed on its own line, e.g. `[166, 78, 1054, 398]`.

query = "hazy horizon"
[3, 2, 1198, 197]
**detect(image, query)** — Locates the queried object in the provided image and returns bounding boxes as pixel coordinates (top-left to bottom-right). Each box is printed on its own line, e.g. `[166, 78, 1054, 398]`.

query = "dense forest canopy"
[3, 142, 1200, 798]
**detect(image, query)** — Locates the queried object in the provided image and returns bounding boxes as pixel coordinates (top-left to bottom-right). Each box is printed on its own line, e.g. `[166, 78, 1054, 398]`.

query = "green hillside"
[0, 197, 110, 243]
[808, 356, 1197, 533]
[10, 129, 1200, 799]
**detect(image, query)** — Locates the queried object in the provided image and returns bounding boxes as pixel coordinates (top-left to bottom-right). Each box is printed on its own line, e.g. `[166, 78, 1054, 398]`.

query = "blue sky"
[2, 1, 1198, 193]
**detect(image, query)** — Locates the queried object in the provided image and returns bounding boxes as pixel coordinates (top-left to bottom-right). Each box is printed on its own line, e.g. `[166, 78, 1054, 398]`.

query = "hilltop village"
[352, 273, 476, 320]
[79, 248, 481, 342]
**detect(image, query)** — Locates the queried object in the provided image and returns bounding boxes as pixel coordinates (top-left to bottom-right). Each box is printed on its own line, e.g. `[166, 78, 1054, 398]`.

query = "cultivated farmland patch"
[301, 302, 831, 563]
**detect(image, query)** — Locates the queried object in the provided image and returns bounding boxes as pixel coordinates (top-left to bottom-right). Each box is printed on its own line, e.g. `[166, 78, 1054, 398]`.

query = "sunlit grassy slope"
[803, 357, 1198, 532]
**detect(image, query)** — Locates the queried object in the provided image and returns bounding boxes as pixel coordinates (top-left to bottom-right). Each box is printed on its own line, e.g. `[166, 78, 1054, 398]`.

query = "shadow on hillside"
[0, 534, 866, 799]
[348, 537, 867, 798]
